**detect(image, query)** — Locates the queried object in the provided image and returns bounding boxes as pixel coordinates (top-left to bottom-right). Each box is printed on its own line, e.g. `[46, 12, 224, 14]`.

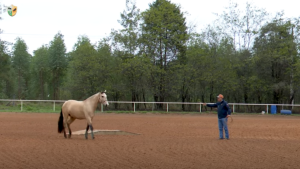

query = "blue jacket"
[207, 100, 231, 119]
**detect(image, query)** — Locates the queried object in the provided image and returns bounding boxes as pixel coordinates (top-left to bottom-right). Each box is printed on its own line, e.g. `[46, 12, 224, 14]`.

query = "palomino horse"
[58, 91, 109, 139]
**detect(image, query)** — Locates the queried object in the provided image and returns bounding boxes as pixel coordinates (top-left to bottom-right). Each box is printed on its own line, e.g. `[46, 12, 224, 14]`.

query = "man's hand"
[203, 103, 207, 106]
[226, 115, 231, 118]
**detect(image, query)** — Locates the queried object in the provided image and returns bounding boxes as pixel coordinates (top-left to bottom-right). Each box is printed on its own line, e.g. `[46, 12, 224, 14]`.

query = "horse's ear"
[104, 90, 106, 93]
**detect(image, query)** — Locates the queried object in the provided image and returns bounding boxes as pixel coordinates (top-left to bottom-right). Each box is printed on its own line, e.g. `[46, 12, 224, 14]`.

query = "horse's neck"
[85, 93, 99, 112]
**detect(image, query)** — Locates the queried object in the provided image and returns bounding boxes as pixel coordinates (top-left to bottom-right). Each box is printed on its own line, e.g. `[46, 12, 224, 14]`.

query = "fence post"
[152, 103, 154, 111]
[134, 102, 136, 112]
[233, 104, 235, 113]
[167, 103, 169, 112]
[21, 100, 23, 111]
[200, 103, 202, 113]
[53, 101, 55, 112]
[266, 105, 269, 114]
[101, 104, 103, 112]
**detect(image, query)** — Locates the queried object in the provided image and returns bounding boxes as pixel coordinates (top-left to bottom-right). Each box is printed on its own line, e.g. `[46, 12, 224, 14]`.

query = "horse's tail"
[58, 109, 64, 133]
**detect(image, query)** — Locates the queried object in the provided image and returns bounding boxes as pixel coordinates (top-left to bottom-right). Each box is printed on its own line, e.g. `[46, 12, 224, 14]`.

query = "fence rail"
[0, 99, 299, 114]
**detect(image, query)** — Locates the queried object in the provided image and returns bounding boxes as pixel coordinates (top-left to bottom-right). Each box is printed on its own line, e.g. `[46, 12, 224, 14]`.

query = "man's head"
[217, 94, 224, 102]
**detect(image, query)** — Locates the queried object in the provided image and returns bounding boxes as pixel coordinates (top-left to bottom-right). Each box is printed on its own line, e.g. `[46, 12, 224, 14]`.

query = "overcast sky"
[0, 0, 299, 55]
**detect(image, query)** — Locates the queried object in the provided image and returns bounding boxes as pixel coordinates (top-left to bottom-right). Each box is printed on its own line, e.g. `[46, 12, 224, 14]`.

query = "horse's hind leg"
[67, 117, 76, 138]
[63, 129, 67, 138]
[63, 116, 69, 139]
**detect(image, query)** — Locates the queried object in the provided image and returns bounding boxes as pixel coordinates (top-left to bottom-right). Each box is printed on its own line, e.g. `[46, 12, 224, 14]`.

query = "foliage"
[11, 37, 31, 99]
[0, 40, 14, 98]
[2, 1, 300, 106]
[141, 0, 188, 107]
[48, 32, 67, 100]
[30, 45, 50, 99]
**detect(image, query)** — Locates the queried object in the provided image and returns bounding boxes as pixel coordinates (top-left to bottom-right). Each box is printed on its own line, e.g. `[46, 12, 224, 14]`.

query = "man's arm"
[226, 103, 231, 116]
[204, 103, 218, 107]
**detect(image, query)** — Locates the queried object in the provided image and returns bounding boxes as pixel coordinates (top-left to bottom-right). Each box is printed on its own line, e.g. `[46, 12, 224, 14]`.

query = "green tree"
[197, 26, 237, 102]
[0, 40, 14, 98]
[213, 1, 269, 103]
[214, 1, 269, 51]
[65, 36, 97, 99]
[141, 0, 188, 107]
[185, 33, 209, 103]
[253, 15, 298, 104]
[11, 37, 31, 99]
[121, 56, 152, 103]
[48, 32, 67, 100]
[111, 0, 140, 59]
[30, 45, 50, 99]
[65, 36, 114, 100]
[110, 0, 153, 103]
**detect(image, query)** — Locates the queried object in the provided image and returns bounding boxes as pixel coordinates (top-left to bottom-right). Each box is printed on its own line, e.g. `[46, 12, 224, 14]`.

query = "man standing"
[203, 94, 231, 140]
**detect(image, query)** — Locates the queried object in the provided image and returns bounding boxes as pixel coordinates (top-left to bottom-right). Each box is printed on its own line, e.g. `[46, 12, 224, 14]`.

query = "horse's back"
[62, 100, 86, 119]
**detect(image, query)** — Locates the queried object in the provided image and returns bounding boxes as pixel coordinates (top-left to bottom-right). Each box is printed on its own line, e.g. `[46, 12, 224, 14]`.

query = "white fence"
[0, 99, 300, 114]
[107, 101, 300, 114]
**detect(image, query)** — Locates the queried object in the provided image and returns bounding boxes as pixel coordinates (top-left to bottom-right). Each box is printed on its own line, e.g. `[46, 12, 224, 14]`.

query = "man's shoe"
[219, 138, 224, 140]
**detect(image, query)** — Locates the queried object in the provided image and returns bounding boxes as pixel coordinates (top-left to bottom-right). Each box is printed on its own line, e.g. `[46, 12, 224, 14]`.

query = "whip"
[228, 116, 233, 123]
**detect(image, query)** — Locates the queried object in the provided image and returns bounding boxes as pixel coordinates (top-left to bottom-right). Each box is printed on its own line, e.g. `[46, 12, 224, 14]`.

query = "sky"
[0, 0, 300, 55]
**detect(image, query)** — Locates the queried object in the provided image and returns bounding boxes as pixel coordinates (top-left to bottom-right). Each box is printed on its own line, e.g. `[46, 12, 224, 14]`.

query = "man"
[203, 94, 231, 140]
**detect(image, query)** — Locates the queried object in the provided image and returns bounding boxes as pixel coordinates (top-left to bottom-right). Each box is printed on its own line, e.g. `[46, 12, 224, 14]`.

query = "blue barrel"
[280, 110, 292, 115]
[271, 105, 277, 114]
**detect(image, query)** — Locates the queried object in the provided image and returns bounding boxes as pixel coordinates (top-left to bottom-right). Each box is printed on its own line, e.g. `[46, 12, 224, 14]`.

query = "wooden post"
[233, 104, 235, 113]
[167, 103, 169, 112]
[200, 103, 202, 113]
[152, 103, 154, 111]
[53, 101, 55, 112]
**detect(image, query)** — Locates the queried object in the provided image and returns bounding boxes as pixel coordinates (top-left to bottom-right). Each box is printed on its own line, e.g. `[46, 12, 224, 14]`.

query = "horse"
[58, 91, 109, 139]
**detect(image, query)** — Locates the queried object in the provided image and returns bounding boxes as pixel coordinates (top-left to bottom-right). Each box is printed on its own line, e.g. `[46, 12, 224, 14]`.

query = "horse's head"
[99, 90, 109, 106]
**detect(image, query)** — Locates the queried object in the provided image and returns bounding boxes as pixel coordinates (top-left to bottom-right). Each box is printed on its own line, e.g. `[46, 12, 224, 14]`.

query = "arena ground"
[0, 112, 299, 169]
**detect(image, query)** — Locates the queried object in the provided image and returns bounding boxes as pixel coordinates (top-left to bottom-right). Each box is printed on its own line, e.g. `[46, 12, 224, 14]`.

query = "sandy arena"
[0, 112, 299, 169]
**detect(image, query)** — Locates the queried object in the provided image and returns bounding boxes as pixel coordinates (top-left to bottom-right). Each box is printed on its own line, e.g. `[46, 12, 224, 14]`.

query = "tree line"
[1, 0, 300, 109]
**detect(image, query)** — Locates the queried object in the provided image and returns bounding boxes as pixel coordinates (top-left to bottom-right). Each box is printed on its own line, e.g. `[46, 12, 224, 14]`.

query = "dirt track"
[0, 112, 299, 169]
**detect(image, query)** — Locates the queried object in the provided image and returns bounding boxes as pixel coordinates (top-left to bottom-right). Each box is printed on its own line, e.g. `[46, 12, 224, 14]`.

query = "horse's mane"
[84, 93, 100, 102]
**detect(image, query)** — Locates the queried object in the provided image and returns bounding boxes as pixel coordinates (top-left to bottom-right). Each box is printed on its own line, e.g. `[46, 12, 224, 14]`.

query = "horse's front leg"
[85, 124, 89, 139]
[85, 117, 95, 140]
[89, 124, 94, 139]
